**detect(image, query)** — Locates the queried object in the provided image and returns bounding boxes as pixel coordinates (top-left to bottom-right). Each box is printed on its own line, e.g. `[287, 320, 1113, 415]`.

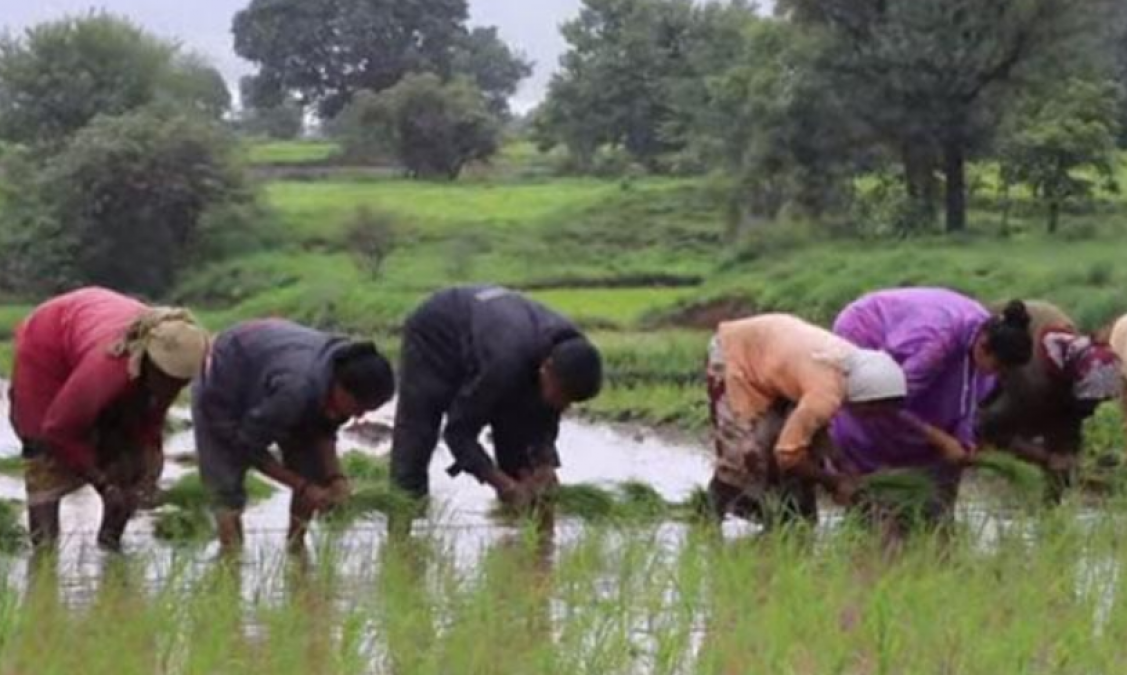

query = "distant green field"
[6, 148, 1127, 434]
[245, 140, 340, 166]
[265, 177, 641, 239]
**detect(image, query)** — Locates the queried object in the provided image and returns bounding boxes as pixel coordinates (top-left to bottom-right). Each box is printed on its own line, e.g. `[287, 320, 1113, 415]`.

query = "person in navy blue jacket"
[390, 286, 603, 509]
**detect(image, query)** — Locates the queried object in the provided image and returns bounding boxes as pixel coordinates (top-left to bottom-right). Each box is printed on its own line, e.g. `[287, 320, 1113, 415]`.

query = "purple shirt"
[829, 288, 994, 477]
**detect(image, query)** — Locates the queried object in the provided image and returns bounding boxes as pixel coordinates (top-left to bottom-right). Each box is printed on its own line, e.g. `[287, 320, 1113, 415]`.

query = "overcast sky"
[0, 0, 585, 111]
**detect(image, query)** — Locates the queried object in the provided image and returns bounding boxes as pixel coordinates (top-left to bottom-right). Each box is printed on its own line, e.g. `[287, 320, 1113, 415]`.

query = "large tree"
[535, 0, 695, 169]
[536, 0, 756, 171]
[999, 78, 1121, 233]
[0, 13, 229, 146]
[453, 27, 533, 119]
[700, 19, 865, 224]
[233, 0, 528, 120]
[783, 0, 1105, 232]
[238, 74, 304, 139]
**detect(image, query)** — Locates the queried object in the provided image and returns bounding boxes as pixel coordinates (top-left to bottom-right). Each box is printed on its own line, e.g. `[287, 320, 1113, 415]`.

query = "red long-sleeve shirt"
[10, 288, 167, 473]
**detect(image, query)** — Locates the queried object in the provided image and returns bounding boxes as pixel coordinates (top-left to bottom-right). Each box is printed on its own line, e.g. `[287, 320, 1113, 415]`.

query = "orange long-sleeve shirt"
[718, 314, 853, 464]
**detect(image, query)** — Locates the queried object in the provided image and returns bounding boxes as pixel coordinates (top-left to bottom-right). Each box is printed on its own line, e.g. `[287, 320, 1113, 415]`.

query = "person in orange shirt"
[707, 313, 907, 526]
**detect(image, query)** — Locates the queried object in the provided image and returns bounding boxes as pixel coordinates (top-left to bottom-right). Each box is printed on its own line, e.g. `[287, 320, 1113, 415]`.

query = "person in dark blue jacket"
[192, 319, 395, 552]
[390, 286, 603, 508]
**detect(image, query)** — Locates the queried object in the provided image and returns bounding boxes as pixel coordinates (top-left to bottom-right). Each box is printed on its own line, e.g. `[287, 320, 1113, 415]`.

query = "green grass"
[245, 140, 340, 166]
[264, 177, 629, 241]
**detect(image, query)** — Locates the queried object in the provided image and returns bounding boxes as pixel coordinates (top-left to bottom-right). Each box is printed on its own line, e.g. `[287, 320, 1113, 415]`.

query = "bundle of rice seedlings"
[972, 451, 1045, 498]
[0, 455, 24, 477]
[154, 471, 276, 542]
[0, 499, 26, 551]
[341, 451, 390, 483]
[153, 506, 211, 541]
[617, 481, 669, 520]
[328, 484, 420, 524]
[159, 471, 275, 510]
[856, 470, 938, 524]
[552, 483, 620, 520]
[675, 485, 715, 522]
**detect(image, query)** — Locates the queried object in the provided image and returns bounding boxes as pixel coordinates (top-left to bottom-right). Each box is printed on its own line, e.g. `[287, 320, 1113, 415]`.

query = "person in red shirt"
[9, 287, 209, 550]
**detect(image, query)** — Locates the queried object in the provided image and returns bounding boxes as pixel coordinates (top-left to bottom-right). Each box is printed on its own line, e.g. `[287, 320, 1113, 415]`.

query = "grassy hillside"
[2, 144, 1127, 447]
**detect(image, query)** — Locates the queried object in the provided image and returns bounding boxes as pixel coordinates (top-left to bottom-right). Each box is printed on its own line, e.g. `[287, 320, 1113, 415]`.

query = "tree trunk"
[1048, 200, 1060, 234]
[1000, 180, 1012, 237]
[902, 141, 938, 222]
[943, 139, 967, 233]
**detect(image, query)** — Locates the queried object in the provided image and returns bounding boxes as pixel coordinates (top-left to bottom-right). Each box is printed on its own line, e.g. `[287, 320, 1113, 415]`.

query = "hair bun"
[336, 341, 379, 363]
[1002, 300, 1031, 330]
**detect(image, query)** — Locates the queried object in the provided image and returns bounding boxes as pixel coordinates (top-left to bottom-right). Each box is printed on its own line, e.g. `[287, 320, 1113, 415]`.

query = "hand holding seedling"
[904, 414, 970, 466]
[832, 476, 859, 507]
[328, 475, 352, 507]
[522, 465, 559, 497]
[299, 482, 335, 512]
[1046, 453, 1076, 473]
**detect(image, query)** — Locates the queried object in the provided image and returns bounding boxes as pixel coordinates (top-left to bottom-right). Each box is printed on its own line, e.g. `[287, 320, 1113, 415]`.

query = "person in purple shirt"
[830, 288, 1034, 525]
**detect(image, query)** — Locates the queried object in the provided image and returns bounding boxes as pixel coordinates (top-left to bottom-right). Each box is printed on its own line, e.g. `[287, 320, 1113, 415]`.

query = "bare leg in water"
[27, 502, 61, 549]
[97, 492, 135, 552]
[215, 509, 245, 555]
[287, 492, 317, 555]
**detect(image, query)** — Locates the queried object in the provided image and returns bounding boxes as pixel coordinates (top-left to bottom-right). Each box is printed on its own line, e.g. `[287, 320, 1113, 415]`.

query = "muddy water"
[0, 384, 715, 596]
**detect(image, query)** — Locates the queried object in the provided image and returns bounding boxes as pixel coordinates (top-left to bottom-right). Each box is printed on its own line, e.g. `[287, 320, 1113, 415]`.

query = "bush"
[589, 145, 636, 179]
[336, 74, 500, 180]
[0, 108, 253, 296]
[344, 207, 398, 280]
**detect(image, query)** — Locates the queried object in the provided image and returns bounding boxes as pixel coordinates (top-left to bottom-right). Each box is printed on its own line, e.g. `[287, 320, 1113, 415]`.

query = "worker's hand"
[298, 482, 334, 512]
[1046, 452, 1077, 474]
[831, 476, 859, 507]
[909, 417, 971, 467]
[775, 448, 805, 474]
[497, 480, 535, 512]
[523, 465, 559, 497]
[328, 475, 352, 507]
[939, 439, 971, 466]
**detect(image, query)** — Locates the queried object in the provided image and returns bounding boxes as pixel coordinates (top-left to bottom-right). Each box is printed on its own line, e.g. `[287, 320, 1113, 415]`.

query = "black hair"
[983, 300, 1033, 367]
[333, 341, 395, 408]
[548, 337, 603, 402]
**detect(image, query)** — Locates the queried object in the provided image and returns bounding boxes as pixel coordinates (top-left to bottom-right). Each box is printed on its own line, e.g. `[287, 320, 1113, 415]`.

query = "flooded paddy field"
[2, 388, 1127, 674]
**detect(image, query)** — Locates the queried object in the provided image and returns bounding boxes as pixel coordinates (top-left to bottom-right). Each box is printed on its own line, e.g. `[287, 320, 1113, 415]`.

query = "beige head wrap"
[1110, 315, 1127, 378]
[109, 307, 209, 380]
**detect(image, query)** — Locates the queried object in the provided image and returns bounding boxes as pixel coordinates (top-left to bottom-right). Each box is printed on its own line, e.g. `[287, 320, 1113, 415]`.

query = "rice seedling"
[154, 471, 277, 541]
[0, 499, 25, 552]
[855, 469, 941, 528]
[0, 455, 23, 476]
[972, 450, 1047, 500]
[553, 483, 620, 520]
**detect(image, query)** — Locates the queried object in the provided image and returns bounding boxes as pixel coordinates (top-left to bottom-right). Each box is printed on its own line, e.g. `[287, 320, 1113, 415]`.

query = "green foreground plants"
[4, 502, 1127, 674]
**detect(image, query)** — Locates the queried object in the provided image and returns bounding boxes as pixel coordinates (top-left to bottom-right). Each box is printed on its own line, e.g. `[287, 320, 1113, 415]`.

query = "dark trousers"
[390, 331, 459, 498]
[390, 330, 557, 498]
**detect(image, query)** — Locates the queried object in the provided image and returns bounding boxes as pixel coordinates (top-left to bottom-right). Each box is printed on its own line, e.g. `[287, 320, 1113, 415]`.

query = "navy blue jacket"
[406, 286, 583, 478]
[195, 319, 348, 466]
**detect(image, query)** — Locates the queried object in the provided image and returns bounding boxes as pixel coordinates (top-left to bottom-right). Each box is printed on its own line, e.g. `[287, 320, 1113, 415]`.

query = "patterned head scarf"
[108, 307, 209, 380]
[1043, 330, 1122, 402]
